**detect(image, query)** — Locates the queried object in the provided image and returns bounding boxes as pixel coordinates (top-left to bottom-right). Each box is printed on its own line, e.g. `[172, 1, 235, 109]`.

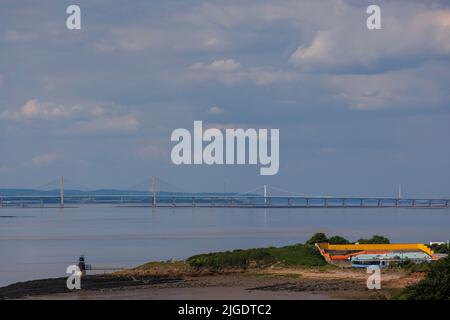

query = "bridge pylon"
[152, 176, 157, 208]
[60, 176, 64, 208]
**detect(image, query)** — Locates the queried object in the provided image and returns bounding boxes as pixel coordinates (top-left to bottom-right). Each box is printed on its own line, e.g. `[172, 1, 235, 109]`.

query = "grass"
[133, 260, 185, 270]
[186, 243, 327, 270]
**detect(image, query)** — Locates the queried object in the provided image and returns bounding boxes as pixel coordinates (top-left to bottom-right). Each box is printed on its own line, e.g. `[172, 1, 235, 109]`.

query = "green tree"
[306, 233, 328, 245]
[328, 235, 350, 244]
[430, 243, 449, 254]
[400, 256, 450, 300]
[358, 235, 390, 244]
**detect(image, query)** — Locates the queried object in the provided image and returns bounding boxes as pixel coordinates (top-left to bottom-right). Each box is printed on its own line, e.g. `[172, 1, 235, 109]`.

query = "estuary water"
[1, 205, 449, 287]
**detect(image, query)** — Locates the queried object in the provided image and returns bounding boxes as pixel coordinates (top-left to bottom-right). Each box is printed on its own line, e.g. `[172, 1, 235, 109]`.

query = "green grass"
[132, 260, 185, 271]
[186, 244, 327, 270]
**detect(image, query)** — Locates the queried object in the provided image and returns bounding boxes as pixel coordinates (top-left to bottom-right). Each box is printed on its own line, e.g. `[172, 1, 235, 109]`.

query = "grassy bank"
[186, 243, 327, 270]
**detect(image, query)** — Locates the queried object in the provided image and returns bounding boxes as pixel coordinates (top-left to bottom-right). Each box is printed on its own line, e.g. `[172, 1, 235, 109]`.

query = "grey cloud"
[328, 62, 450, 111]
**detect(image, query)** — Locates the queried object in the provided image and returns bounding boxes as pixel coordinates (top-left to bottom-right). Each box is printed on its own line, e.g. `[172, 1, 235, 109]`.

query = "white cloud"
[1, 99, 104, 121]
[64, 116, 139, 135]
[189, 59, 241, 72]
[290, 9, 450, 73]
[186, 59, 295, 85]
[0, 99, 139, 135]
[94, 26, 227, 53]
[207, 106, 225, 114]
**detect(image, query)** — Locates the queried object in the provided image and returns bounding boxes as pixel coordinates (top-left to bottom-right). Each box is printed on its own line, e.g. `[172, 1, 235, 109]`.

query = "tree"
[430, 243, 449, 254]
[328, 235, 350, 244]
[306, 233, 328, 245]
[400, 256, 450, 300]
[358, 235, 390, 244]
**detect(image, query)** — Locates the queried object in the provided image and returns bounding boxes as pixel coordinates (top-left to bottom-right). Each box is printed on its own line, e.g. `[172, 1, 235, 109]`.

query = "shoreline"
[0, 264, 423, 300]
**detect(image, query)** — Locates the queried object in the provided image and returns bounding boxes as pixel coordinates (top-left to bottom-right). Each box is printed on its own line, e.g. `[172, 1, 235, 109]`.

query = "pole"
[60, 176, 64, 208]
[151, 176, 156, 208]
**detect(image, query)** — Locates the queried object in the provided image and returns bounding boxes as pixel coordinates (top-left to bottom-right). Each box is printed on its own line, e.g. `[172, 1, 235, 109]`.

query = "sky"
[0, 0, 449, 197]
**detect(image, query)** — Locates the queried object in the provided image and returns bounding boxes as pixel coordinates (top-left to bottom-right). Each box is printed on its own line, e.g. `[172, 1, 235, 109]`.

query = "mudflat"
[0, 264, 423, 300]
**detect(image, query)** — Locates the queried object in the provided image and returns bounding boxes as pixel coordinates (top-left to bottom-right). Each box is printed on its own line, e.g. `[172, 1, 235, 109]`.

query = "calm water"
[1, 205, 449, 287]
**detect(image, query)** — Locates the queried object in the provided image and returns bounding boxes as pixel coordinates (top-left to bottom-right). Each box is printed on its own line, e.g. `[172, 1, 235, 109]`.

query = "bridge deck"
[0, 195, 448, 209]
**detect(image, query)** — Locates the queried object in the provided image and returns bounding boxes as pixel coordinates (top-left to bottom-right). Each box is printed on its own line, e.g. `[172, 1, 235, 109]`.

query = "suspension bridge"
[0, 176, 449, 209]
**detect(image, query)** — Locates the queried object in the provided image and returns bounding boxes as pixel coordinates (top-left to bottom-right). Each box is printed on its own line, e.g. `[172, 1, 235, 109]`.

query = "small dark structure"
[78, 255, 86, 275]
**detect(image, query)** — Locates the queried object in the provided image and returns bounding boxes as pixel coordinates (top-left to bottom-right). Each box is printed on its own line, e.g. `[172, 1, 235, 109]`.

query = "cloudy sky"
[0, 0, 449, 197]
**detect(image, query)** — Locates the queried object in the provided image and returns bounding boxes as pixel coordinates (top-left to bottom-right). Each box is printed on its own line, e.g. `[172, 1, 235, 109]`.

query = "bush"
[187, 244, 327, 270]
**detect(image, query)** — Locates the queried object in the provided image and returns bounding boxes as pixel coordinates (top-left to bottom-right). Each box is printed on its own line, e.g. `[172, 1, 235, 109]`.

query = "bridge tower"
[264, 185, 267, 204]
[151, 176, 157, 208]
[60, 176, 64, 208]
